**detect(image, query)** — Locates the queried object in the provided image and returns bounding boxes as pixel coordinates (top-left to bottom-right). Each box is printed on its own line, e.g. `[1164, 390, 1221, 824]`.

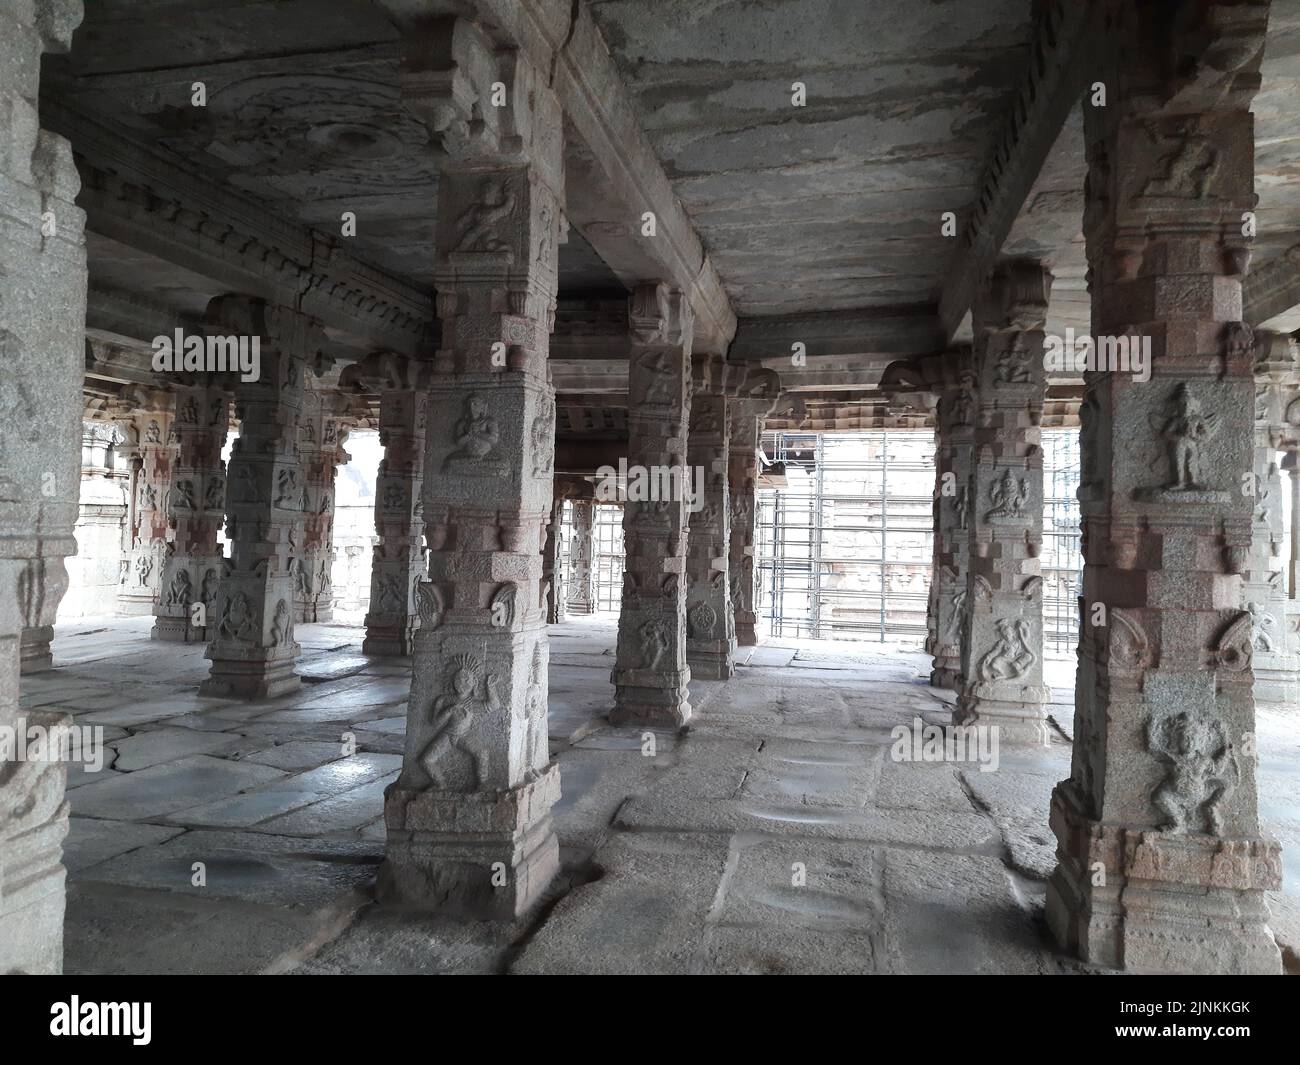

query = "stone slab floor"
[28, 615, 1300, 975]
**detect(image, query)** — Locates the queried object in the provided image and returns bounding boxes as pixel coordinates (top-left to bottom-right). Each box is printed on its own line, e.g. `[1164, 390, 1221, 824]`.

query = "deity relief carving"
[1149, 383, 1219, 492]
[217, 591, 258, 643]
[270, 599, 291, 648]
[975, 618, 1036, 683]
[204, 475, 224, 510]
[165, 569, 192, 608]
[530, 401, 555, 477]
[1139, 120, 1219, 201]
[135, 555, 154, 586]
[419, 654, 500, 790]
[986, 469, 1029, 520]
[954, 486, 969, 530]
[993, 335, 1032, 384]
[942, 588, 966, 646]
[634, 349, 675, 404]
[638, 619, 668, 671]
[1147, 709, 1239, 836]
[452, 177, 517, 254]
[442, 394, 502, 471]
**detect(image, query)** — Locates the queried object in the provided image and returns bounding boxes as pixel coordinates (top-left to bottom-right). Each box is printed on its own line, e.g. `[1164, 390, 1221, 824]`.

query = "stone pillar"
[153, 386, 230, 642]
[566, 498, 598, 615]
[612, 283, 694, 727]
[62, 414, 129, 620]
[927, 360, 975, 690]
[0, 0, 86, 975]
[349, 355, 431, 657]
[295, 392, 351, 624]
[543, 494, 566, 625]
[200, 297, 316, 699]
[1242, 331, 1300, 704]
[112, 391, 177, 616]
[1047, 0, 1282, 973]
[686, 355, 734, 679]
[377, 22, 562, 918]
[956, 260, 1051, 745]
[1288, 449, 1300, 598]
[728, 411, 761, 646]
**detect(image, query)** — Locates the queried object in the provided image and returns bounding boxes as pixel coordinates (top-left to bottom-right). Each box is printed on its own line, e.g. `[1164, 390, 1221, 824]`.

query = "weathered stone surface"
[0, 0, 86, 976]
[1046, 0, 1283, 975]
[201, 299, 322, 700]
[612, 282, 694, 727]
[956, 259, 1052, 746]
[378, 27, 564, 919]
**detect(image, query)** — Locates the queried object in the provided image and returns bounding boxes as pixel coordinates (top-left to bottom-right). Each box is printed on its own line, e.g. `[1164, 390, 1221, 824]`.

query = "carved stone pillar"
[200, 298, 316, 699]
[153, 386, 230, 642]
[346, 355, 432, 657]
[728, 412, 761, 646]
[686, 356, 734, 679]
[929, 363, 976, 690]
[377, 20, 562, 918]
[612, 283, 694, 727]
[296, 391, 351, 624]
[112, 391, 177, 616]
[0, 0, 86, 975]
[1047, 0, 1281, 974]
[956, 260, 1051, 745]
[1244, 331, 1300, 704]
[543, 494, 566, 625]
[566, 498, 598, 615]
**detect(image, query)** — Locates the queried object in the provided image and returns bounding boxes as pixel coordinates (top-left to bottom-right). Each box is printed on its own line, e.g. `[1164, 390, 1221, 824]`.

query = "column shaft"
[296, 393, 350, 624]
[928, 371, 975, 689]
[612, 283, 694, 726]
[566, 499, 598, 614]
[956, 260, 1051, 745]
[200, 298, 314, 699]
[1047, 0, 1281, 973]
[728, 412, 761, 646]
[379, 29, 563, 918]
[686, 357, 734, 679]
[153, 387, 229, 642]
[364, 387, 427, 655]
[0, 0, 86, 974]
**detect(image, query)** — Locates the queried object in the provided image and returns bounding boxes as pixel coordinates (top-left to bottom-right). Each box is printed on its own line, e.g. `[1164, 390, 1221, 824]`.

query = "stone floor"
[27, 614, 1300, 975]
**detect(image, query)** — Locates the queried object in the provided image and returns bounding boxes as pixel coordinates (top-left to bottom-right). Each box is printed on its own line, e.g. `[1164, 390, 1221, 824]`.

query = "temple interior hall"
[5, 0, 1300, 977]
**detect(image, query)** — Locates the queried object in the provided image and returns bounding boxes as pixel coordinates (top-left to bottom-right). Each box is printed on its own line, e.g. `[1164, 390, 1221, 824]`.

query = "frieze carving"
[1147, 708, 1240, 836]
[419, 654, 499, 790]
[975, 618, 1036, 682]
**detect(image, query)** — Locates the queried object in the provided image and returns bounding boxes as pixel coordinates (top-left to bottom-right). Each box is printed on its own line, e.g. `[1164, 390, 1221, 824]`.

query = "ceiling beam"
[936, 0, 1099, 342]
[377, 0, 737, 355]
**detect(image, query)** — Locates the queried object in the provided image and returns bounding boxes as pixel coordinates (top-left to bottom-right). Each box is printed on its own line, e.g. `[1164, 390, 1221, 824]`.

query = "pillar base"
[378, 764, 561, 921]
[296, 603, 334, 625]
[687, 640, 736, 680]
[735, 626, 757, 647]
[611, 667, 692, 727]
[362, 615, 418, 657]
[199, 654, 302, 700]
[1046, 781, 1282, 974]
[930, 666, 960, 690]
[565, 601, 597, 616]
[0, 710, 70, 975]
[954, 683, 1050, 746]
[151, 616, 208, 643]
[1252, 655, 1300, 707]
[19, 627, 54, 674]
